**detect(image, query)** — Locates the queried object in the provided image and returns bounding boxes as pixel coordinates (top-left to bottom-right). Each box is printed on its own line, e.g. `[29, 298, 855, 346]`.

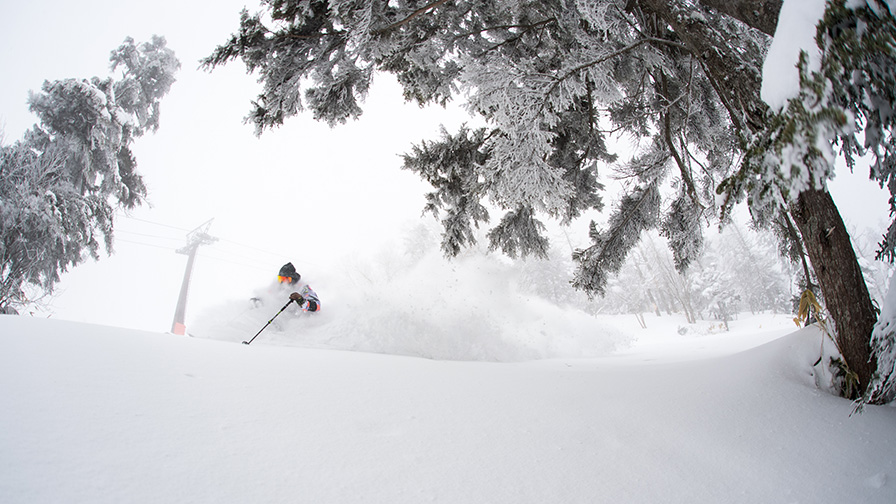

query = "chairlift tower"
[171, 218, 218, 335]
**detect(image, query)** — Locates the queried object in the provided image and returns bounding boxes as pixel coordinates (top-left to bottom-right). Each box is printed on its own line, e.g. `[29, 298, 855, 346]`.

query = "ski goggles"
[278, 275, 295, 284]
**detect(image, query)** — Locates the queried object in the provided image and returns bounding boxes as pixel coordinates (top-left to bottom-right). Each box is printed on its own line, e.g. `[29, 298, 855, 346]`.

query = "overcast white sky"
[1, 0, 890, 333]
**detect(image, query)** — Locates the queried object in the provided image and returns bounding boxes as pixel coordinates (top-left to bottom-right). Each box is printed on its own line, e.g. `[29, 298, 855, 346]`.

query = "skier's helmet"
[278, 262, 301, 284]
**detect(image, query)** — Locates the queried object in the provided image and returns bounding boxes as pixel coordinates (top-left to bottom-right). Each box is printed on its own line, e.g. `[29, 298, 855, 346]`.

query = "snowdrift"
[1, 315, 894, 504]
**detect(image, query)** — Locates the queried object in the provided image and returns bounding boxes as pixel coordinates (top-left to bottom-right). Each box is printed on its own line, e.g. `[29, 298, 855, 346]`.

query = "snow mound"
[1, 315, 895, 504]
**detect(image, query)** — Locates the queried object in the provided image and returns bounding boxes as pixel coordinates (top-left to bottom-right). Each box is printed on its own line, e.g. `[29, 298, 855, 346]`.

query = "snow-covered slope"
[1, 315, 894, 504]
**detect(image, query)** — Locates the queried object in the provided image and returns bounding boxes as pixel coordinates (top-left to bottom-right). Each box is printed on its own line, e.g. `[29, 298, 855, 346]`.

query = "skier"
[277, 262, 321, 313]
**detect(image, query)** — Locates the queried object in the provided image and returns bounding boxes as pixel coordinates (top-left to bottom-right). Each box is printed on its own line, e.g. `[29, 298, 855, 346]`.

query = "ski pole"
[242, 299, 295, 345]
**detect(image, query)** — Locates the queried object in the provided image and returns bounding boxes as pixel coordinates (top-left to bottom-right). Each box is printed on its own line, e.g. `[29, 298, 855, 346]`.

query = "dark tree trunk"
[790, 189, 878, 393]
[697, 0, 782, 36]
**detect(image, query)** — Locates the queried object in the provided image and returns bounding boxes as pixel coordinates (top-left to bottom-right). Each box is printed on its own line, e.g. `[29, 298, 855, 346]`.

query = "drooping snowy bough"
[204, 0, 896, 402]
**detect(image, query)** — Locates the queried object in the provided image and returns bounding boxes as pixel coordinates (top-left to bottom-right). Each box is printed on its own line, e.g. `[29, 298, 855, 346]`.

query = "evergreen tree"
[205, 0, 895, 400]
[718, 0, 895, 398]
[0, 36, 179, 311]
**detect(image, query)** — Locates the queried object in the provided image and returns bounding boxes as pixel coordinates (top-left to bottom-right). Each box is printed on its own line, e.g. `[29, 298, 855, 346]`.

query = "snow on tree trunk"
[863, 273, 896, 405]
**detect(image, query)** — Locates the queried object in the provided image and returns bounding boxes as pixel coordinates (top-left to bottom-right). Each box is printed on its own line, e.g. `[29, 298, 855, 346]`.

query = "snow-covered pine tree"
[0, 141, 81, 309]
[602, 244, 659, 321]
[0, 36, 179, 312]
[206, 0, 895, 400]
[690, 250, 738, 330]
[718, 0, 895, 400]
[204, 0, 742, 278]
[810, 0, 896, 405]
[703, 223, 790, 316]
[640, 231, 699, 323]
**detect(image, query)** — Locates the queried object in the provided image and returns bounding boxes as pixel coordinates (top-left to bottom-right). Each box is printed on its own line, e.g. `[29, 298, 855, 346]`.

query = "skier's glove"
[289, 292, 305, 304]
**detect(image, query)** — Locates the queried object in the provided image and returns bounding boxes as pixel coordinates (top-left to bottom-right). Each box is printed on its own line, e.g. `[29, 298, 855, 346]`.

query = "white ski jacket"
[295, 283, 321, 312]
